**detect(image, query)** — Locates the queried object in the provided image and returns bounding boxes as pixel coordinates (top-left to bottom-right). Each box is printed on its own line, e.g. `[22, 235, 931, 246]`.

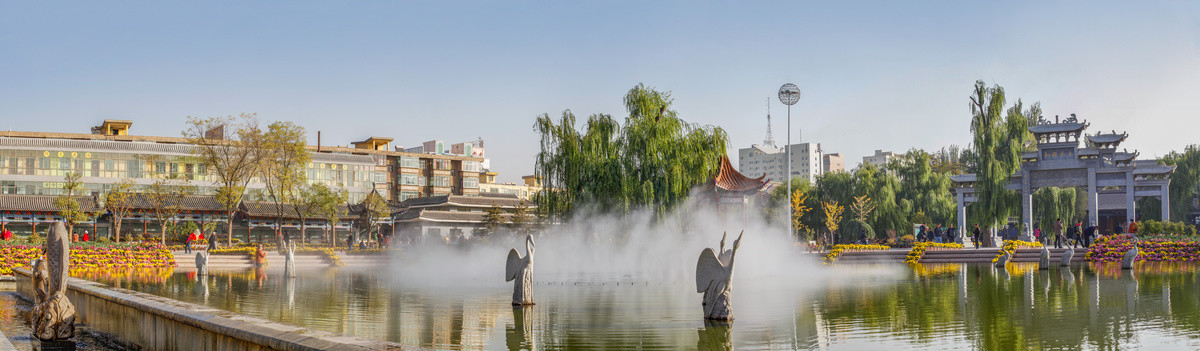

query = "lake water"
[82, 262, 1200, 350]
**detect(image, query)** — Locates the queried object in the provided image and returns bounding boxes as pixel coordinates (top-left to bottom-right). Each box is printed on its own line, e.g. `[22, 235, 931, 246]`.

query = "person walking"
[1114, 222, 1124, 235]
[934, 224, 944, 243]
[972, 225, 981, 248]
[1072, 221, 1084, 248]
[947, 225, 957, 244]
[185, 231, 194, 254]
[1034, 226, 1042, 244]
[1054, 219, 1065, 249]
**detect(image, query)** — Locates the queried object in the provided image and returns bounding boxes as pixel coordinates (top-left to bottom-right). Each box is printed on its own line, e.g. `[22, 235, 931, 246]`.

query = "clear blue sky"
[3, 2, 1198, 182]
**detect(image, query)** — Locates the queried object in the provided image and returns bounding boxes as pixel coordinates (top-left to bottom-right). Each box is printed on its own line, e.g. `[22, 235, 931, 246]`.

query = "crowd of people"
[915, 223, 958, 244]
[1025, 218, 1141, 249]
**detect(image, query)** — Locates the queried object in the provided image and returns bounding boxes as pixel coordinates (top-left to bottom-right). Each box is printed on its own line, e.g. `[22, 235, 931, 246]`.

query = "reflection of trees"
[810, 263, 1200, 349]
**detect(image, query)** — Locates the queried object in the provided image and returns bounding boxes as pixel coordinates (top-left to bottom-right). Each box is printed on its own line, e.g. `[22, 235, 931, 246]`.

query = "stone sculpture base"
[34, 294, 76, 341]
[33, 339, 76, 351]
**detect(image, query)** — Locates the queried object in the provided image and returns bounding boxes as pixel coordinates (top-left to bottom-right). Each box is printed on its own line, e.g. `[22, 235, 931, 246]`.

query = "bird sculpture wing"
[696, 248, 727, 293]
[506, 249, 522, 282]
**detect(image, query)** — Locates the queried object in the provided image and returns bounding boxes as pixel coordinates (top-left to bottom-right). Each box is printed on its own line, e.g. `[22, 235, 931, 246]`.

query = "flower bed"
[992, 240, 1042, 263]
[1084, 234, 1200, 263]
[822, 244, 890, 264]
[0, 242, 175, 275]
[297, 247, 344, 267]
[903, 242, 963, 264]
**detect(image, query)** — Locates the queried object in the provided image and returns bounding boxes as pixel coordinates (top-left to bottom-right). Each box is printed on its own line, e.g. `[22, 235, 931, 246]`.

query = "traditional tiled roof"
[1114, 151, 1138, 162]
[1087, 132, 1128, 145]
[0, 194, 100, 212]
[713, 156, 769, 192]
[398, 193, 532, 210]
[123, 194, 224, 212]
[1029, 122, 1087, 134]
[394, 209, 513, 223]
[1133, 165, 1176, 175]
[949, 174, 977, 184]
[241, 201, 304, 219]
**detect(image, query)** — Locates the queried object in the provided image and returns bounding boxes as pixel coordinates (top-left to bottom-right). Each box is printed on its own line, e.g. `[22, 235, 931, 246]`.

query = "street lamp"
[777, 83, 801, 236]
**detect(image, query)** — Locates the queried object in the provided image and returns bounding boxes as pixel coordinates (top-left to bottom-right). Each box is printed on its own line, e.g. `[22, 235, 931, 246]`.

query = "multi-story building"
[862, 149, 894, 172]
[738, 143, 823, 184]
[0, 120, 487, 241]
[478, 175, 543, 200]
[823, 153, 845, 173]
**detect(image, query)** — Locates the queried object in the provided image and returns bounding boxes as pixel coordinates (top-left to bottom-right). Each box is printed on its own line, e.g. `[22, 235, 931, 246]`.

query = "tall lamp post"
[777, 83, 801, 237]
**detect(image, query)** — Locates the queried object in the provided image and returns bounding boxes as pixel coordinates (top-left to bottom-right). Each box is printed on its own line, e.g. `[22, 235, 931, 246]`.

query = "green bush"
[1141, 220, 1163, 235]
[892, 235, 916, 248]
[843, 219, 876, 242]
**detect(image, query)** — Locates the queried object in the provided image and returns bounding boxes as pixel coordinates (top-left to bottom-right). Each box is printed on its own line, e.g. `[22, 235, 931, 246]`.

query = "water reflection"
[78, 263, 1200, 350]
[507, 306, 535, 351]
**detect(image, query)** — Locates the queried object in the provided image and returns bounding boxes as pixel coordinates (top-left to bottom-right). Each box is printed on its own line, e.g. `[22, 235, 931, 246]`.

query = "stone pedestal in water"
[505, 235, 535, 305]
[697, 231, 742, 321]
[33, 222, 75, 341]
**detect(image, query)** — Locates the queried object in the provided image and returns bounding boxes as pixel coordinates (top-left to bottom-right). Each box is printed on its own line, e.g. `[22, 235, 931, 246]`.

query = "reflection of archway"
[952, 116, 1174, 243]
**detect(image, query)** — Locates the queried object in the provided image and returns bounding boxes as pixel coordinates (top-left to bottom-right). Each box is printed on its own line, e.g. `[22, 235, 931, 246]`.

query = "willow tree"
[1163, 145, 1200, 221]
[967, 81, 1034, 246]
[533, 84, 728, 218]
[891, 149, 956, 225]
[1032, 187, 1077, 231]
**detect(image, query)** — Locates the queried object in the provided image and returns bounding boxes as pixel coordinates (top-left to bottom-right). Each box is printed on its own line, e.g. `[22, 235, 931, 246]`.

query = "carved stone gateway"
[505, 235, 535, 305]
[697, 231, 742, 320]
[33, 222, 75, 341]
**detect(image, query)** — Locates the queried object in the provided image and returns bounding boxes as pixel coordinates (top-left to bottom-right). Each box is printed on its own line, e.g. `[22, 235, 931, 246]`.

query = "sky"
[2, 1, 1199, 183]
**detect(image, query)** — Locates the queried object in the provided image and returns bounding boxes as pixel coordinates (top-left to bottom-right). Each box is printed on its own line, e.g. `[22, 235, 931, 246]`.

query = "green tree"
[104, 178, 137, 243]
[1032, 187, 1077, 231]
[891, 149, 957, 226]
[358, 192, 390, 244]
[853, 164, 907, 240]
[967, 80, 1035, 246]
[509, 200, 531, 234]
[310, 183, 349, 248]
[482, 204, 505, 235]
[1162, 145, 1200, 222]
[185, 114, 264, 246]
[257, 121, 310, 245]
[843, 219, 876, 242]
[533, 84, 729, 218]
[53, 172, 91, 235]
[147, 178, 192, 245]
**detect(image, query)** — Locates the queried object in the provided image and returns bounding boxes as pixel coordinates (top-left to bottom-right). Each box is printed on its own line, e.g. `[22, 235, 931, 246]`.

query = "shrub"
[894, 235, 916, 248]
[842, 220, 875, 242]
[1142, 220, 1163, 235]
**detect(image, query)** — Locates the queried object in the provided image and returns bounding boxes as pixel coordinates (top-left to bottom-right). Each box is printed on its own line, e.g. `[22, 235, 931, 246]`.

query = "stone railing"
[13, 268, 401, 350]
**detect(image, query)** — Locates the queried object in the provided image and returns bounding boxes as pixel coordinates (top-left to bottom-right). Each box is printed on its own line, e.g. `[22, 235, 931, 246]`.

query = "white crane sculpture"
[1039, 246, 1051, 270]
[1061, 248, 1074, 266]
[506, 235, 536, 305]
[1121, 238, 1139, 270]
[697, 231, 743, 321]
[994, 250, 1012, 268]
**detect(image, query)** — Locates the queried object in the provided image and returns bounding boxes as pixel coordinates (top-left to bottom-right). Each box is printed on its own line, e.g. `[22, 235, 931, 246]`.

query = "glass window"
[127, 160, 142, 178]
[400, 174, 418, 185]
[462, 177, 478, 188]
[418, 176, 427, 186]
[400, 191, 418, 201]
[400, 157, 419, 168]
[433, 176, 451, 187]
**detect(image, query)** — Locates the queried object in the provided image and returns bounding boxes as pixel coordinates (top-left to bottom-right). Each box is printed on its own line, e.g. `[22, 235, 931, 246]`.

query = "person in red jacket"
[82, 230, 90, 242]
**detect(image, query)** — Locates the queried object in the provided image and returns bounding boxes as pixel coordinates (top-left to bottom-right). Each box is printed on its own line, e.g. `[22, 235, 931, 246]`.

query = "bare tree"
[184, 114, 262, 246]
